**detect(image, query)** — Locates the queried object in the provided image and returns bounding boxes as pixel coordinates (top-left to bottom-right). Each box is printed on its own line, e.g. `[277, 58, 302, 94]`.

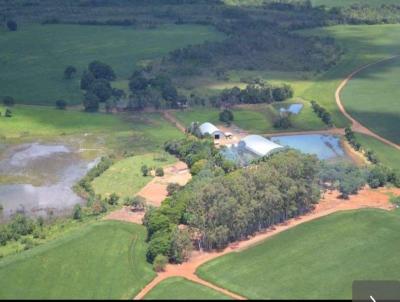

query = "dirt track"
[335, 55, 400, 151]
[134, 187, 399, 300]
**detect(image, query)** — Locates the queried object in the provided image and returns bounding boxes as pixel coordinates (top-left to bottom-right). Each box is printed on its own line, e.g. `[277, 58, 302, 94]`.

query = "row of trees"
[311, 100, 333, 126]
[213, 83, 294, 108]
[345, 127, 379, 164]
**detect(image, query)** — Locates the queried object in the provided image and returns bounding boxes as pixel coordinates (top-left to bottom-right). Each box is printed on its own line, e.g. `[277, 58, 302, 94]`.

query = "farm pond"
[269, 134, 346, 160]
[0, 143, 98, 221]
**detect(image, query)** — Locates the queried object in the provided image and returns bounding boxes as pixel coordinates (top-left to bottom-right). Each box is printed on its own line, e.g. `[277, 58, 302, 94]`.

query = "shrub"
[56, 99, 67, 110]
[64, 65, 77, 79]
[126, 196, 147, 211]
[153, 254, 168, 272]
[91, 200, 107, 215]
[273, 115, 292, 129]
[6, 20, 17, 31]
[106, 193, 119, 205]
[367, 165, 389, 189]
[141, 165, 149, 176]
[190, 159, 207, 175]
[167, 183, 181, 196]
[3, 96, 15, 106]
[5, 109, 12, 118]
[155, 167, 164, 177]
[72, 204, 82, 220]
[219, 109, 234, 124]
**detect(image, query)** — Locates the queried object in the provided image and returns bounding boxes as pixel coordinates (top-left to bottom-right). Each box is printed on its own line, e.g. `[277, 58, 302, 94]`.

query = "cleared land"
[341, 57, 400, 145]
[0, 221, 155, 299]
[92, 153, 176, 198]
[0, 24, 223, 105]
[197, 209, 400, 299]
[355, 133, 400, 171]
[143, 277, 231, 300]
[172, 99, 325, 134]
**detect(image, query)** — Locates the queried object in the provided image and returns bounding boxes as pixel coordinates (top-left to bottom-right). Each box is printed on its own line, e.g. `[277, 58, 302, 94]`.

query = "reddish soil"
[163, 111, 186, 133]
[136, 161, 191, 207]
[104, 206, 145, 224]
[335, 55, 400, 151]
[134, 186, 399, 300]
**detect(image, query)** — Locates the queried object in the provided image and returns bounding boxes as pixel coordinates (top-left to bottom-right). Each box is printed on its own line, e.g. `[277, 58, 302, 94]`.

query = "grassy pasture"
[172, 99, 325, 134]
[0, 221, 155, 299]
[92, 153, 176, 198]
[143, 277, 231, 300]
[197, 209, 400, 299]
[0, 24, 223, 105]
[341, 57, 400, 144]
[355, 133, 400, 171]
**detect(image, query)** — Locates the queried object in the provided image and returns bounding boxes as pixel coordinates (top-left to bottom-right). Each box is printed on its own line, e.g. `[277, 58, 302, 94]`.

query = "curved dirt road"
[335, 55, 400, 151]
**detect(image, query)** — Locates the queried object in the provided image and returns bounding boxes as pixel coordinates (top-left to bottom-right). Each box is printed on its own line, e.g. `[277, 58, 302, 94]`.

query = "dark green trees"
[64, 66, 77, 79]
[219, 109, 234, 124]
[6, 20, 17, 31]
[80, 61, 116, 111]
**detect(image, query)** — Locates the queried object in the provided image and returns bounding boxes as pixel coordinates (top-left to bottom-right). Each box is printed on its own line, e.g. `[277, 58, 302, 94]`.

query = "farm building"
[198, 122, 225, 139]
[239, 135, 284, 157]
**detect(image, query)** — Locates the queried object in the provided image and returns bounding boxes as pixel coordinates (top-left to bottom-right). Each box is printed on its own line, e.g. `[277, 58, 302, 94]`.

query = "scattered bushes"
[124, 196, 146, 211]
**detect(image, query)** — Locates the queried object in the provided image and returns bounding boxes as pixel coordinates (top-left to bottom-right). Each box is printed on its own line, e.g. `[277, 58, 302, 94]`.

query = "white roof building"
[239, 135, 284, 157]
[198, 122, 224, 139]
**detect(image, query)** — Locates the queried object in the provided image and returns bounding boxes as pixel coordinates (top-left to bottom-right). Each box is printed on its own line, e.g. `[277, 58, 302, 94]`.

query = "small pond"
[270, 134, 346, 160]
[279, 103, 303, 115]
[0, 143, 98, 221]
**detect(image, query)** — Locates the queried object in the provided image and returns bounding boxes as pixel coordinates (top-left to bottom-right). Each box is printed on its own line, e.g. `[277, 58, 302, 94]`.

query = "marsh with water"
[0, 142, 98, 221]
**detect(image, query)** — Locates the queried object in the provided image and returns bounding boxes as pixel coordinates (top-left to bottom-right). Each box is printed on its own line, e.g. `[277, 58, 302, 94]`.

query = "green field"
[0, 24, 223, 105]
[0, 221, 155, 299]
[341, 57, 400, 144]
[301, 24, 400, 127]
[173, 99, 325, 134]
[0, 107, 183, 153]
[197, 209, 400, 299]
[355, 133, 400, 171]
[143, 277, 231, 300]
[92, 153, 176, 198]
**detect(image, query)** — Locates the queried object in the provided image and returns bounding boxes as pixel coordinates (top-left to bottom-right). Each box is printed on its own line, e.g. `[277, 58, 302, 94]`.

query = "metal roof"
[199, 122, 221, 135]
[240, 135, 284, 157]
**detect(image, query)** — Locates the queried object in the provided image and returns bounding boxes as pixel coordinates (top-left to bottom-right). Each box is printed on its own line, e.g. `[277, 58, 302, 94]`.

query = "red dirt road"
[335, 55, 400, 151]
[134, 187, 399, 300]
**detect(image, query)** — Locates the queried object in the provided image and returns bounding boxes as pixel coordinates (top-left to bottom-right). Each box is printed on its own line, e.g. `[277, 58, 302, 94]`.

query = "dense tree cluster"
[80, 61, 122, 111]
[213, 84, 293, 108]
[187, 150, 320, 250]
[0, 214, 44, 247]
[311, 100, 333, 126]
[127, 72, 186, 110]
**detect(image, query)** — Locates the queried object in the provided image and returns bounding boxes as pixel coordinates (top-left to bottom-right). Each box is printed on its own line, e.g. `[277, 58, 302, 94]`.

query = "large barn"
[198, 122, 225, 139]
[238, 135, 284, 157]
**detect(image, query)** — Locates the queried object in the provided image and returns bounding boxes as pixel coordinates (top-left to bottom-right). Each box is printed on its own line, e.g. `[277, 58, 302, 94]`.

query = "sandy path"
[335, 55, 400, 151]
[134, 187, 399, 300]
[163, 111, 186, 133]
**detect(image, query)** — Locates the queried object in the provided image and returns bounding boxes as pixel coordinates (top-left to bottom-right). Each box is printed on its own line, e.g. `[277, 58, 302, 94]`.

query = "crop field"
[172, 99, 325, 134]
[301, 24, 400, 127]
[0, 221, 155, 299]
[143, 277, 231, 300]
[197, 210, 400, 299]
[0, 107, 183, 154]
[355, 134, 400, 171]
[92, 153, 176, 198]
[341, 57, 400, 144]
[0, 24, 224, 105]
